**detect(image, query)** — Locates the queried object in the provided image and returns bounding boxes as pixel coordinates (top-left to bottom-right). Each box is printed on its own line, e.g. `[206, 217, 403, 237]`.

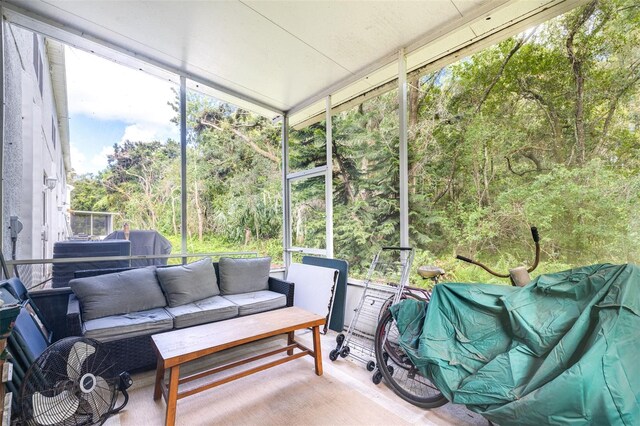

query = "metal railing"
[5, 252, 258, 266]
[3, 251, 259, 291]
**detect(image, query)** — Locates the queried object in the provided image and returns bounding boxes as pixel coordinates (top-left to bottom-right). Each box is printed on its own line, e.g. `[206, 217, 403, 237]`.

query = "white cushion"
[70, 267, 166, 321]
[165, 295, 238, 328]
[156, 258, 220, 307]
[82, 307, 173, 342]
[222, 290, 286, 316]
[219, 257, 270, 295]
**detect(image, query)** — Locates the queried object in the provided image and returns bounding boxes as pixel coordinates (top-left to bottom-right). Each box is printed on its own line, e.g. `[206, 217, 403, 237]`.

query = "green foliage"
[69, 174, 108, 211]
[405, 0, 640, 280]
[69, 0, 639, 283]
[164, 234, 283, 266]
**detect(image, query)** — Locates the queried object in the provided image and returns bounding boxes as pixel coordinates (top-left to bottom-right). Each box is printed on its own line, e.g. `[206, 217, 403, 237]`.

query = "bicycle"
[373, 226, 540, 408]
[371, 269, 441, 382]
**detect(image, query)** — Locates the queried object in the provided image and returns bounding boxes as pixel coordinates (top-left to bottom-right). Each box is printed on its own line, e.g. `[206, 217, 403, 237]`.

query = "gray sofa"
[66, 257, 294, 372]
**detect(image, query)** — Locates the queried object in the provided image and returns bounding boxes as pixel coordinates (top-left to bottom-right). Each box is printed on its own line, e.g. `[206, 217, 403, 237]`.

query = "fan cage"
[20, 337, 119, 426]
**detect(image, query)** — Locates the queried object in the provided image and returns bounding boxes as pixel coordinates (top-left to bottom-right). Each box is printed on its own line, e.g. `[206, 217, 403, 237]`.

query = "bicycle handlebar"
[456, 226, 540, 278]
[455, 254, 473, 264]
[528, 226, 540, 273]
[455, 254, 511, 278]
[531, 226, 540, 243]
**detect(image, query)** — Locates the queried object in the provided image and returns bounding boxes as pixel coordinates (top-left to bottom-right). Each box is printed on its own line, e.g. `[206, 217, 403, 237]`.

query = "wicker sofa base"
[67, 267, 295, 374]
[103, 334, 159, 373]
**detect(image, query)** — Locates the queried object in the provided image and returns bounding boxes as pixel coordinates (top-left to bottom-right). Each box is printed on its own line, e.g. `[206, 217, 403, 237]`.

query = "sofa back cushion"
[156, 257, 220, 307]
[219, 257, 271, 295]
[69, 266, 166, 321]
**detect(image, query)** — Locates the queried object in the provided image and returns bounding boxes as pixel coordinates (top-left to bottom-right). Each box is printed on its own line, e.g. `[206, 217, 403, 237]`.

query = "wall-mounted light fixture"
[45, 177, 58, 191]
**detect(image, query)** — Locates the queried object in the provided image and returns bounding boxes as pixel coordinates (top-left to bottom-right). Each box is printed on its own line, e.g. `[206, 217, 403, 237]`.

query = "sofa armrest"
[67, 294, 83, 336]
[268, 277, 294, 307]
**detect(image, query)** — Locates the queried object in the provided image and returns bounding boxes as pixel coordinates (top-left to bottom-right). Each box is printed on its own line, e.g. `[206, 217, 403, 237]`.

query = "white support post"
[281, 114, 291, 268]
[398, 49, 409, 248]
[180, 76, 188, 262]
[325, 96, 334, 258]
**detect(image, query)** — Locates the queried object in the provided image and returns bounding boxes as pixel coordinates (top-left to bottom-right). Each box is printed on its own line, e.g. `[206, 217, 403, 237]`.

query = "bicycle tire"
[374, 308, 447, 409]
[378, 295, 407, 368]
[378, 293, 428, 370]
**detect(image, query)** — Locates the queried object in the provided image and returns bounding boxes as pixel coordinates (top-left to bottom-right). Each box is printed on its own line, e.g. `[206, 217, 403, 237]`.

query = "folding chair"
[2, 278, 52, 343]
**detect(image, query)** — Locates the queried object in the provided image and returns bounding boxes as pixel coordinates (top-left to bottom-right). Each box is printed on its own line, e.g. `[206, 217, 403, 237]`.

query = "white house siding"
[3, 22, 70, 287]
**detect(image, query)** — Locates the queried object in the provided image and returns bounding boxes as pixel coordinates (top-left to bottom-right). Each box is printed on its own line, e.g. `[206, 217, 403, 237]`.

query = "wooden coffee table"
[151, 306, 326, 426]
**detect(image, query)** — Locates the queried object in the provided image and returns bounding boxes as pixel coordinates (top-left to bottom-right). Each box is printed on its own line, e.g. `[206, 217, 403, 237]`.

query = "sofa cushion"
[219, 257, 271, 295]
[222, 290, 286, 316]
[70, 266, 166, 321]
[165, 295, 239, 329]
[82, 307, 173, 342]
[156, 258, 220, 307]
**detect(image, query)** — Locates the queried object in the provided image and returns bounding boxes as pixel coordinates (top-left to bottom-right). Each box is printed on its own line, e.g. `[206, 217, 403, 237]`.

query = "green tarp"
[391, 263, 639, 425]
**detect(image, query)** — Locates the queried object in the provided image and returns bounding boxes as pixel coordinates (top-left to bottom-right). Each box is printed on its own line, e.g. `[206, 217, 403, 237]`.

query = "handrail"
[5, 251, 258, 266]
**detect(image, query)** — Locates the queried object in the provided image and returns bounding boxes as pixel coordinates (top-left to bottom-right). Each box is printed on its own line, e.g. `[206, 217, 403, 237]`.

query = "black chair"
[8, 308, 49, 366]
[5, 277, 27, 301]
[2, 278, 52, 343]
[0, 281, 20, 306]
[1, 270, 52, 421]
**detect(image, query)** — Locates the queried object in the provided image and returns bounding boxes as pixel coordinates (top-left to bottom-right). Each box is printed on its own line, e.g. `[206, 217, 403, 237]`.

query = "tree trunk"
[595, 69, 640, 156]
[571, 61, 586, 165]
[200, 120, 279, 163]
[332, 141, 356, 202]
[565, 1, 598, 165]
[193, 179, 204, 242]
[171, 194, 178, 235]
[481, 143, 491, 207]
[476, 32, 533, 113]
[408, 74, 420, 129]
[518, 82, 561, 148]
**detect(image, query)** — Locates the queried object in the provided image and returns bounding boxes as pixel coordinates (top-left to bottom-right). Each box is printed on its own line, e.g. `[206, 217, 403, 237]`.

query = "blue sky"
[69, 115, 126, 171]
[65, 47, 179, 174]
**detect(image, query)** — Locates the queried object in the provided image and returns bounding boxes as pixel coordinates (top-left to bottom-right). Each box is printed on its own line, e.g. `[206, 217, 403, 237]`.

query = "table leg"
[153, 357, 165, 401]
[287, 331, 295, 356]
[312, 325, 323, 376]
[165, 365, 180, 426]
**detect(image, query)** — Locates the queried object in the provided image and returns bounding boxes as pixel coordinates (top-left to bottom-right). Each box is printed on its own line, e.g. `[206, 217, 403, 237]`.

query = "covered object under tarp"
[104, 230, 172, 266]
[392, 263, 639, 425]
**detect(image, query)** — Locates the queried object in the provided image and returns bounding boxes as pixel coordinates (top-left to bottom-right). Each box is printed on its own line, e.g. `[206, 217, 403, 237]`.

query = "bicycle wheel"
[374, 308, 447, 408]
[378, 295, 407, 368]
[378, 292, 429, 369]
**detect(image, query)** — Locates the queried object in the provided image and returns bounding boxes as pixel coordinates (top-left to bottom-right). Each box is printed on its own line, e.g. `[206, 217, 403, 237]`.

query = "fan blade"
[32, 390, 80, 425]
[67, 341, 96, 380]
[80, 375, 113, 423]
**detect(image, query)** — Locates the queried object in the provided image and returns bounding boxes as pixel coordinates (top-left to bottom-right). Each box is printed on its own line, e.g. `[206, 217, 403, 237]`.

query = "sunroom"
[0, 0, 638, 425]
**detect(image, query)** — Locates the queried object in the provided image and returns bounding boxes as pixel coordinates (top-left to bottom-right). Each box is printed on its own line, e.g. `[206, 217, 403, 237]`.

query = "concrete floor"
[318, 329, 488, 426]
[104, 329, 488, 425]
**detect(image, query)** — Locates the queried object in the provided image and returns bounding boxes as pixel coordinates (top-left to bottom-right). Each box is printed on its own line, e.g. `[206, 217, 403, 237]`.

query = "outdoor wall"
[2, 22, 23, 261]
[2, 23, 69, 285]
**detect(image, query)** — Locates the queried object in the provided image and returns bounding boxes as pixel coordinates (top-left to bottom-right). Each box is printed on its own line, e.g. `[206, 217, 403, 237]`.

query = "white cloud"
[120, 123, 176, 144]
[66, 46, 180, 174]
[70, 144, 87, 174]
[71, 144, 114, 175]
[65, 46, 177, 128]
[90, 146, 115, 173]
[121, 124, 156, 143]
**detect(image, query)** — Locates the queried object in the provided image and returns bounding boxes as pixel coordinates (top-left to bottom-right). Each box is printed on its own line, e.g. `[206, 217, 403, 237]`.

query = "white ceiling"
[2, 0, 585, 123]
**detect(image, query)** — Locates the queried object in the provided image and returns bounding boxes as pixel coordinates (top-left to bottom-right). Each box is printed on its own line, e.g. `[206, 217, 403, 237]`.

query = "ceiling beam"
[287, 0, 514, 116]
[291, 0, 588, 128]
[0, 1, 285, 117]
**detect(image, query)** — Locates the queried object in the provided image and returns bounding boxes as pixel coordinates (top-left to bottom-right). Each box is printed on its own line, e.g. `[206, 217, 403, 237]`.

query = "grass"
[163, 233, 581, 286]
[164, 234, 284, 266]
